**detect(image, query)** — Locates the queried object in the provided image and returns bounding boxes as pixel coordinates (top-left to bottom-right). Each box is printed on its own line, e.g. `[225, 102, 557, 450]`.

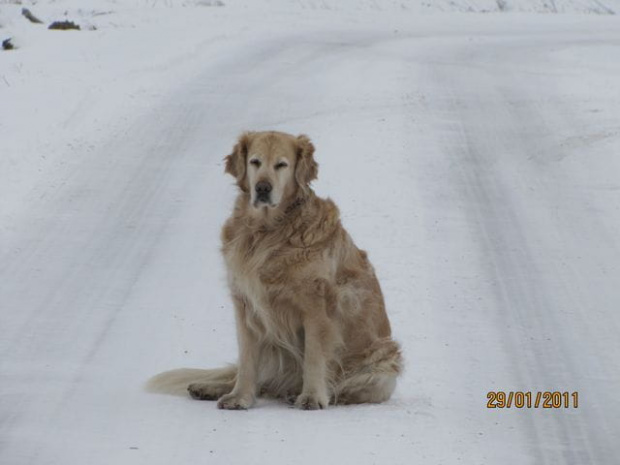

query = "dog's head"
[224, 131, 318, 210]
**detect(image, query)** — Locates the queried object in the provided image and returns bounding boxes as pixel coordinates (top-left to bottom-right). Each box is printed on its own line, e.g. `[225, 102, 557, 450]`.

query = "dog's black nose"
[255, 181, 272, 195]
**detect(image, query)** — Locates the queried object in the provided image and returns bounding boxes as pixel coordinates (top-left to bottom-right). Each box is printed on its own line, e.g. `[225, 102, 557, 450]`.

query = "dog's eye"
[275, 162, 288, 170]
[249, 159, 261, 167]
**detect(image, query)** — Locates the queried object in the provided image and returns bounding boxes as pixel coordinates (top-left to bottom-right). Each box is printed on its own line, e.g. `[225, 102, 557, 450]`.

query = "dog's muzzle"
[255, 180, 272, 204]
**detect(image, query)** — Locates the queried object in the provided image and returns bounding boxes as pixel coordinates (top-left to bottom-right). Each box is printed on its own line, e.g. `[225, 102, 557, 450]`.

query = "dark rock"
[48, 21, 80, 31]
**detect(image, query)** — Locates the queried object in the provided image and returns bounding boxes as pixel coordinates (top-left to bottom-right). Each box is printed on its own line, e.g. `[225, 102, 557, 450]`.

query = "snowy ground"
[2, 1, 620, 464]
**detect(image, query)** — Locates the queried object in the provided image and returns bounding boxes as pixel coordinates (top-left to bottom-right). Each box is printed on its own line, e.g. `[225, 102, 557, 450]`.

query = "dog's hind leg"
[146, 366, 237, 400]
[334, 371, 398, 404]
[333, 338, 402, 405]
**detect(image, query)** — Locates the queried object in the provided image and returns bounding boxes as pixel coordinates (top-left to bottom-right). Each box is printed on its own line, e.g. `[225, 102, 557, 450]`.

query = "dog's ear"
[295, 134, 318, 192]
[224, 132, 253, 191]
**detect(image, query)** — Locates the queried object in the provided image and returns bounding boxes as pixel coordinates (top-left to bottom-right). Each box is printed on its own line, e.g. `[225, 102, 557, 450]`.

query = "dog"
[146, 131, 402, 410]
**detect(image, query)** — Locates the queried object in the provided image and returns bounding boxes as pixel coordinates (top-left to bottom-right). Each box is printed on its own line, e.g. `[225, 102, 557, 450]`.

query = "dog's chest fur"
[222, 223, 300, 332]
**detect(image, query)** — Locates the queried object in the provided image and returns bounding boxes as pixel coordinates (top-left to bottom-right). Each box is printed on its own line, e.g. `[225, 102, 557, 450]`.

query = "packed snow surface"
[1, 1, 620, 464]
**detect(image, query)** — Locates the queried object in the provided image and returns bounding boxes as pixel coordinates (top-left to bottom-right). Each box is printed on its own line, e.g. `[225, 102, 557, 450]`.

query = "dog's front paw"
[295, 392, 329, 410]
[217, 392, 255, 410]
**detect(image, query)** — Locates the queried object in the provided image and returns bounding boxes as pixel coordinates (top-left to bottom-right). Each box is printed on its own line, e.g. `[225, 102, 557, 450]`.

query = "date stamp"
[487, 391, 579, 409]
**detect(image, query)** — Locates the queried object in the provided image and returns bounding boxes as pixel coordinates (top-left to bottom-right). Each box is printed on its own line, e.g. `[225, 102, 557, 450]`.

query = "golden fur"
[146, 131, 402, 410]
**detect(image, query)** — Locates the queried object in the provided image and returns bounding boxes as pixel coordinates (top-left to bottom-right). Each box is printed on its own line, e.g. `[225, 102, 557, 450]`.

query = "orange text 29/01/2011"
[487, 391, 579, 409]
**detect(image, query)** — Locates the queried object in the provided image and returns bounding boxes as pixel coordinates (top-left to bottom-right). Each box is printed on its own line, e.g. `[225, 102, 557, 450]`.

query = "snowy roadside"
[1, 1, 232, 241]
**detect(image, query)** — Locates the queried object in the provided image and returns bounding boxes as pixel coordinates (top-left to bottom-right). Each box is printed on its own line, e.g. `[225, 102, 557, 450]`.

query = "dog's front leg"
[217, 296, 260, 410]
[296, 280, 337, 410]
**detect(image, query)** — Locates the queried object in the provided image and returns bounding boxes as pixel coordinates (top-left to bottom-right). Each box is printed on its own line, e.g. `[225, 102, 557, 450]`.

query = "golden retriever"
[147, 131, 402, 410]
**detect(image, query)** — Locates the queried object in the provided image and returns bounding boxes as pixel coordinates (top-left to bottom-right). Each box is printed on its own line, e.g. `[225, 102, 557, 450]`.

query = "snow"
[2, 1, 620, 464]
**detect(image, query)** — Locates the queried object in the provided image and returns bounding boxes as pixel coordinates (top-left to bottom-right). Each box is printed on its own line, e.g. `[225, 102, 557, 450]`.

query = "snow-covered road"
[1, 6, 619, 464]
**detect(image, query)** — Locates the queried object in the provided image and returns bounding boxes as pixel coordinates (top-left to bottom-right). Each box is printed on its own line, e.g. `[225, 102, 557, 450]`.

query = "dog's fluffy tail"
[145, 366, 237, 396]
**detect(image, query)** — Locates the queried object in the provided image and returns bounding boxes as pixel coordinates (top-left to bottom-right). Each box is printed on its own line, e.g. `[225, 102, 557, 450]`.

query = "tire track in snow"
[425, 35, 620, 464]
[0, 34, 347, 462]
